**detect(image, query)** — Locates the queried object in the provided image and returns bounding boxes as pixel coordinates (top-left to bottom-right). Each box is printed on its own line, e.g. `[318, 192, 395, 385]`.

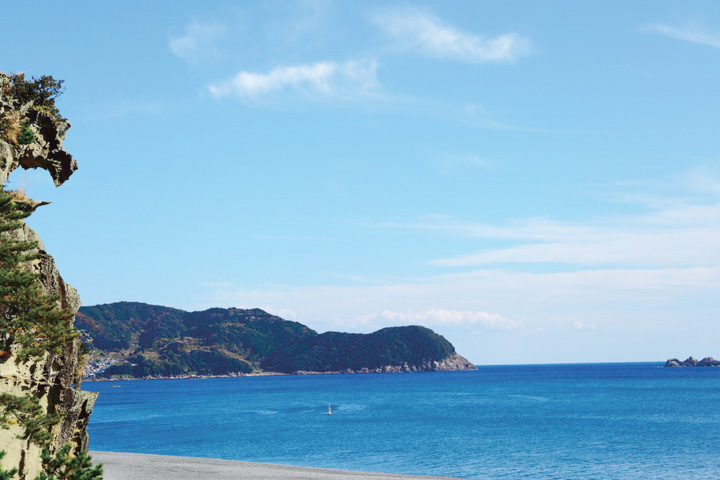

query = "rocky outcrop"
[0, 72, 94, 479]
[0, 73, 77, 186]
[664, 356, 720, 367]
[292, 353, 476, 375]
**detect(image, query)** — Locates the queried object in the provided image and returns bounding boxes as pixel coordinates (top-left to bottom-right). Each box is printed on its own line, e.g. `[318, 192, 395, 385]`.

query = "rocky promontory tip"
[0, 72, 78, 186]
[664, 356, 720, 367]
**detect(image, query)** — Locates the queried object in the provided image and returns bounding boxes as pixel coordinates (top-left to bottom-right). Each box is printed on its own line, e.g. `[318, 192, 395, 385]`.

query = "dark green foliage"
[0, 393, 61, 447]
[0, 187, 78, 361]
[184, 309, 313, 361]
[261, 326, 456, 373]
[0, 185, 102, 478]
[0, 451, 18, 480]
[34, 445, 103, 480]
[79, 303, 313, 377]
[79, 302, 459, 377]
[75, 302, 185, 351]
[7, 74, 65, 120]
[260, 332, 360, 372]
[17, 123, 35, 145]
[104, 348, 253, 378]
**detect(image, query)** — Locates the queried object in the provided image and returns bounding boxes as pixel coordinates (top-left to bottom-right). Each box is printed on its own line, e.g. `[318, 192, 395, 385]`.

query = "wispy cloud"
[383, 169, 720, 269]
[462, 103, 512, 129]
[208, 59, 379, 102]
[643, 22, 720, 48]
[393, 205, 720, 269]
[372, 7, 532, 63]
[573, 321, 597, 331]
[200, 264, 720, 363]
[169, 21, 227, 62]
[429, 219, 720, 268]
[195, 168, 720, 363]
[373, 309, 522, 329]
[460, 103, 551, 132]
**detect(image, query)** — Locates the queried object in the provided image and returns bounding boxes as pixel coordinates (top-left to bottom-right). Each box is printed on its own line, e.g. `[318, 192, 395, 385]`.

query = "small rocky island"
[77, 301, 476, 379]
[664, 357, 720, 367]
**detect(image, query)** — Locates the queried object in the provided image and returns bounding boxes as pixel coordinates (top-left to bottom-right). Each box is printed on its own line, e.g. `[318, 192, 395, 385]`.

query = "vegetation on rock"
[0, 71, 78, 187]
[261, 326, 457, 373]
[1, 74, 64, 120]
[0, 187, 77, 361]
[0, 186, 102, 479]
[16, 124, 34, 145]
[0, 73, 65, 148]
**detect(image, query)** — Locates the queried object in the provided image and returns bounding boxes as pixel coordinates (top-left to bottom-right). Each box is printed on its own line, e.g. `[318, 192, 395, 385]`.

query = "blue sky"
[3, 1, 720, 364]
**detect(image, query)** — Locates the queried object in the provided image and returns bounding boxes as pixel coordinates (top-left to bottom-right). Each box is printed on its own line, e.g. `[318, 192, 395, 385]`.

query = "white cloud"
[376, 309, 522, 329]
[373, 8, 532, 63]
[382, 197, 720, 269]
[208, 59, 379, 101]
[199, 264, 720, 363]
[202, 267, 720, 333]
[429, 221, 720, 268]
[191, 168, 720, 364]
[573, 321, 597, 331]
[644, 22, 720, 48]
[169, 21, 226, 62]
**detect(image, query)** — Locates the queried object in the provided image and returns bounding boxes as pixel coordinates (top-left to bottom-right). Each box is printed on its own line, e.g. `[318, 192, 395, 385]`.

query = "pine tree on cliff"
[0, 186, 102, 479]
[0, 187, 77, 361]
[0, 451, 17, 479]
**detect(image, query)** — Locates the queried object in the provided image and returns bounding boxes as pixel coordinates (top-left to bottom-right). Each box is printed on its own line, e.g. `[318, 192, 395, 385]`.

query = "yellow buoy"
[328, 404, 332, 415]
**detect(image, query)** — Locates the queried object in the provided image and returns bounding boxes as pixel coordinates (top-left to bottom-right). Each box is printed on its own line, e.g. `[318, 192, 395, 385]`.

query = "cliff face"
[0, 72, 95, 479]
[0, 75, 77, 187]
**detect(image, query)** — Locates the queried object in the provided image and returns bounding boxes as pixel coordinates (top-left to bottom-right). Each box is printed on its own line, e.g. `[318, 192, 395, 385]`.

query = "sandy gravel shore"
[91, 451, 479, 480]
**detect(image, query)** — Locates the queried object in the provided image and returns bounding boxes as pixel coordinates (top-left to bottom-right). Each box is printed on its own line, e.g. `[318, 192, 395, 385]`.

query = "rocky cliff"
[0, 72, 96, 479]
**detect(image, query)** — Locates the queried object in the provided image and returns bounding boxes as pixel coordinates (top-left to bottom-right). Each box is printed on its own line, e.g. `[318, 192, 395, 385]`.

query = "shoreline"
[90, 451, 481, 480]
[83, 371, 288, 382]
[83, 367, 477, 382]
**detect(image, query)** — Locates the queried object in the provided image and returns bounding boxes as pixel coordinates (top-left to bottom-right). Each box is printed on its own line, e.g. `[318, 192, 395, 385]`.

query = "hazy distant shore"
[84, 368, 477, 382]
[83, 371, 288, 382]
[91, 451, 479, 480]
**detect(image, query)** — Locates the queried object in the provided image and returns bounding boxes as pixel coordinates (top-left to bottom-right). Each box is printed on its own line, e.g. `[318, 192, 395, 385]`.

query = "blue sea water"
[87, 363, 720, 479]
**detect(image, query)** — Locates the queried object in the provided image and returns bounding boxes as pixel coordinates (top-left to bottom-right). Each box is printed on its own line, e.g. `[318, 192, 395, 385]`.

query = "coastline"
[84, 366, 477, 382]
[91, 451, 481, 480]
[83, 371, 288, 382]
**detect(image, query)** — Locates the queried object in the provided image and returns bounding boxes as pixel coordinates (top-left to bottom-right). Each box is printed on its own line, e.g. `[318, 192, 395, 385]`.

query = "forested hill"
[76, 301, 476, 379]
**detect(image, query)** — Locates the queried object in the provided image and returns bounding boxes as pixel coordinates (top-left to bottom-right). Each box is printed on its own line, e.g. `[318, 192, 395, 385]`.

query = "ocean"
[86, 363, 720, 479]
